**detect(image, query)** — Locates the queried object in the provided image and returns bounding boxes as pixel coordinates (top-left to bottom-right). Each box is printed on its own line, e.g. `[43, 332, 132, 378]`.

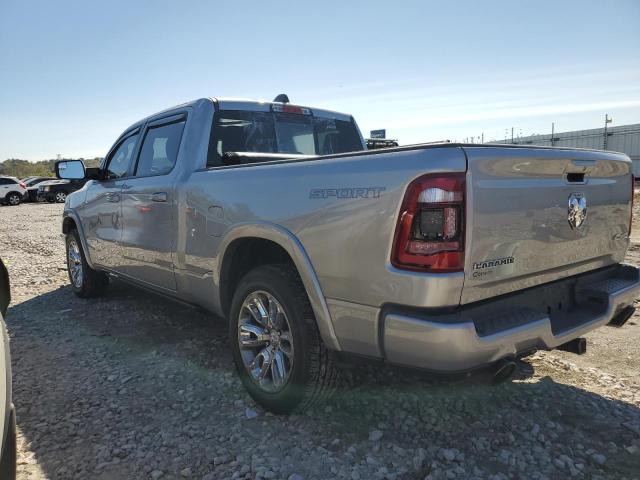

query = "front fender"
[216, 222, 342, 351]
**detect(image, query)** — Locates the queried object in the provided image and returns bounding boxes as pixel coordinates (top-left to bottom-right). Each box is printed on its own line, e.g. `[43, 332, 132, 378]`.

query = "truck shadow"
[6, 282, 640, 479]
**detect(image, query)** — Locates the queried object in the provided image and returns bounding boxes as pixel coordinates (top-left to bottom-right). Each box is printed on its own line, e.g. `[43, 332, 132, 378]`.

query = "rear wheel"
[55, 191, 67, 203]
[6, 193, 20, 206]
[229, 264, 339, 414]
[66, 229, 109, 297]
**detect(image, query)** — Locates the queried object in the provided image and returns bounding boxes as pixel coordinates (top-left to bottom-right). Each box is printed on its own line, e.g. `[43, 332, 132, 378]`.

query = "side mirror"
[55, 160, 86, 180]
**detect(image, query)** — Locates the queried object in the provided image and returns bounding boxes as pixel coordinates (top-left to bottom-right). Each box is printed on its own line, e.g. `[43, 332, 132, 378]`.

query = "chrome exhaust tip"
[491, 358, 517, 385]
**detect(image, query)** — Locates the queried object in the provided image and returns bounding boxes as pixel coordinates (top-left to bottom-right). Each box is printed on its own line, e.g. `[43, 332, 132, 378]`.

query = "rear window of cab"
[208, 109, 363, 166]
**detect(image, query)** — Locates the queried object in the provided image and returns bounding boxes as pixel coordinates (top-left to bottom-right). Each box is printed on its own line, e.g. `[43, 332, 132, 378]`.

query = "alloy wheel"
[67, 240, 83, 288]
[56, 192, 67, 203]
[237, 291, 294, 392]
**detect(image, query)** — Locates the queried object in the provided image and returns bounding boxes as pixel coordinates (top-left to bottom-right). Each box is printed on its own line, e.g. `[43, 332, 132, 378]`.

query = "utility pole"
[551, 122, 555, 147]
[481, 133, 484, 144]
[603, 114, 612, 150]
[511, 127, 514, 144]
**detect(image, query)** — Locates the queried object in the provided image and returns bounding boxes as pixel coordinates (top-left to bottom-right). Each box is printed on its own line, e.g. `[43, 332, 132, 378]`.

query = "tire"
[65, 229, 109, 298]
[55, 191, 67, 203]
[5, 193, 20, 206]
[229, 264, 339, 414]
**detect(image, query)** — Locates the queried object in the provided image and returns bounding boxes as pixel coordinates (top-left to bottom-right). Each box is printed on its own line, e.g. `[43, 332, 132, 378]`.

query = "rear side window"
[0, 178, 14, 185]
[135, 120, 186, 177]
[106, 134, 139, 180]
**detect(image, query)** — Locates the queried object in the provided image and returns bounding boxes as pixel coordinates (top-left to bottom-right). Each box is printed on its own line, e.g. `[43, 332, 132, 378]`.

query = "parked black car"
[37, 179, 89, 203]
[23, 177, 56, 202]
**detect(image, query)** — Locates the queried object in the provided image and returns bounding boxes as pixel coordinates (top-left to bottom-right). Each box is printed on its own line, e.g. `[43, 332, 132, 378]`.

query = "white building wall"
[489, 124, 640, 175]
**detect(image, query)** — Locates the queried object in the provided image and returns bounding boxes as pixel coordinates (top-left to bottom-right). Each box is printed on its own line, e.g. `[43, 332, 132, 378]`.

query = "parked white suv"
[0, 177, 27, 206]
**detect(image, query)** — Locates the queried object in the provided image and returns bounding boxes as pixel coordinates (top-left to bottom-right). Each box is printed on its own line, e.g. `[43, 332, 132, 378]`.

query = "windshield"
[209, 109, 363, 165]
[25, 178, 50, 186]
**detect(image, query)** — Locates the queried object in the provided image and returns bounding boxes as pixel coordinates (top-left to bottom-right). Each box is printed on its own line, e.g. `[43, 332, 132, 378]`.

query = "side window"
[0, 179, 10, 185]
[135, 120, 186, 177]
[106, 133, 139, 180]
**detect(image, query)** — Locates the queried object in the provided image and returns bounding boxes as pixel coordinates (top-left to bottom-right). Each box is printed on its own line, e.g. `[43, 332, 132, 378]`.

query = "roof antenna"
[273, 94, 290, 103]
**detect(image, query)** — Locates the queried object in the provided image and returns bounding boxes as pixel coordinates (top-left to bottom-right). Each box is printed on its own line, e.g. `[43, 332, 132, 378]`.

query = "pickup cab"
[57, 96, 640, 413]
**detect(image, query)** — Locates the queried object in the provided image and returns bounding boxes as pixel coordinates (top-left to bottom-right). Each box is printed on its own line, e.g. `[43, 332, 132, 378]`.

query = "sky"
[1, 0, 639, 161]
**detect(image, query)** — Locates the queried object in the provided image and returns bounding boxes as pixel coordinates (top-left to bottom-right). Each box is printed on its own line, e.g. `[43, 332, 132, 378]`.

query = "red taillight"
[630, 174, 635, 235]
[19, 181, 26, 189]
[391, 173, 465, 272]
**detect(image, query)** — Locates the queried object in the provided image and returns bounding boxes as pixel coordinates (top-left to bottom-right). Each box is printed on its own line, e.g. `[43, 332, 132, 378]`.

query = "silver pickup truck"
[57, 97, 640, 413]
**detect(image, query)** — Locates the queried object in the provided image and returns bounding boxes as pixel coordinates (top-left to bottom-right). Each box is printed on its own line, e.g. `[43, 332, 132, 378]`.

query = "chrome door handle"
[151, 192, 167, 202]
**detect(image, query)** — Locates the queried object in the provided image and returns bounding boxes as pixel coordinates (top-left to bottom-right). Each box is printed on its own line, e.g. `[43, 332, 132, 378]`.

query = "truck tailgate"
[462, 146, 633, 304]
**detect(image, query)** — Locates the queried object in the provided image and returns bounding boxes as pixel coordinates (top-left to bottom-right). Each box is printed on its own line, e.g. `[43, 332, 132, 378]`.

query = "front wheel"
[66, 229, 109, 297]
[6, 193, 20, 206]
[55, 191, 67, 203]
[229, 264, 339, 414]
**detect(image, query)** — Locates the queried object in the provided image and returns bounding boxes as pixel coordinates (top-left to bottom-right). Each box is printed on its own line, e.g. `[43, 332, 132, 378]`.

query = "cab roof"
[122, 97, 354, 137]
[212, 97, 353, 122]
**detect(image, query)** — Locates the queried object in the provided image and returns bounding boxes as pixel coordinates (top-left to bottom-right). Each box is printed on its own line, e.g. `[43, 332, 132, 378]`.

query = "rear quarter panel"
[180, 146, 466, 356]
[181, 146, 468, 313]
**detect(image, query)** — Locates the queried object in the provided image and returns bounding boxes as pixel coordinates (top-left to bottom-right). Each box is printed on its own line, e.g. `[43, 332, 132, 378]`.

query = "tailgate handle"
[566, 172, 585, 183]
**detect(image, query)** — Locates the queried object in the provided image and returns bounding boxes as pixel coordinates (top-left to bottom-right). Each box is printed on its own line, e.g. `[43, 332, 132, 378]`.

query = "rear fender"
[216, 222, 341, 351]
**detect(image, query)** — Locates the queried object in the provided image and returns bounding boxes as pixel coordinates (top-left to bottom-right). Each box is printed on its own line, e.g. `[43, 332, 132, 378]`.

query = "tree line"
[0, 158, 103, 178]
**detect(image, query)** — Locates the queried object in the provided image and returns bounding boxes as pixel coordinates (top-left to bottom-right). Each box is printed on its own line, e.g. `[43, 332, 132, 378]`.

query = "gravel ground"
[1, 201, 640, 480]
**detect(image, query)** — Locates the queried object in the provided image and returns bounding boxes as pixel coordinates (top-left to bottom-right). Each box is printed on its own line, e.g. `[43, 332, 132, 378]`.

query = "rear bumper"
[383, 264, 640, 372]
